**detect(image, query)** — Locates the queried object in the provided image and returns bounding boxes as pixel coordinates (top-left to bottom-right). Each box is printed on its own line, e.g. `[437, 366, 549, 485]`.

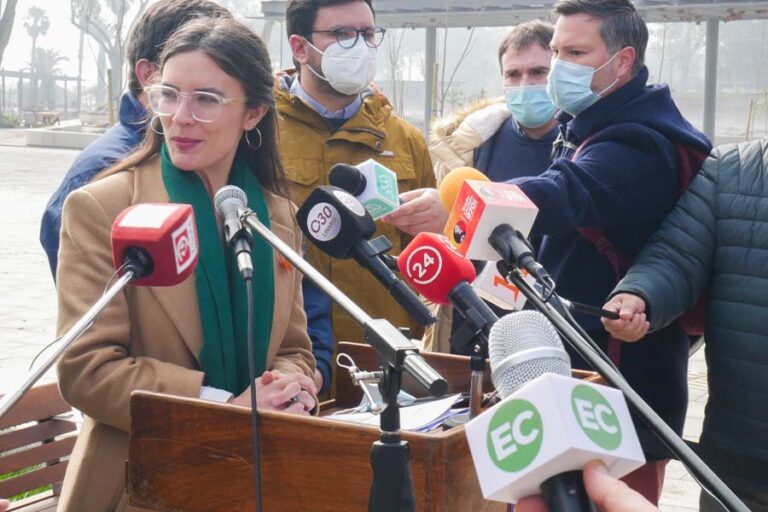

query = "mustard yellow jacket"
[275, 72, 435, 343]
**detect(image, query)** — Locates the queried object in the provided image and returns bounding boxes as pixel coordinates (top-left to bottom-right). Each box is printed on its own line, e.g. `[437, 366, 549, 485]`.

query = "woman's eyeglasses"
[145, 84, 246, 123]
[311, 25, 386, 49]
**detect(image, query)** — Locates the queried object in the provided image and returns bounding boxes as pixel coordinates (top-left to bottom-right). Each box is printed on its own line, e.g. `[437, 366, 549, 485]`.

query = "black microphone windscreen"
[489, 310, 571, 397]
[329, 163, 367, 196]
[296, 186, 376, 259]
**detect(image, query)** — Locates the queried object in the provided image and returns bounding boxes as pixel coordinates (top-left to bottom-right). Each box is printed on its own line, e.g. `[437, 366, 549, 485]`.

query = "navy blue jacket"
[41, 92, 147, 274]
[39, 92, 334, 391]
[474, 116, 558, 182]
[510, 67, 712, 457]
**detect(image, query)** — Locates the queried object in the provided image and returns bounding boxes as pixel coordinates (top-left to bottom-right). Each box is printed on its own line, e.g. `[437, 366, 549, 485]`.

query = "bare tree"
[70, 0, 149, 111]
[437, 26, 476, 117]
[0, 0, 20, 68]
[385, 28, 408, 116]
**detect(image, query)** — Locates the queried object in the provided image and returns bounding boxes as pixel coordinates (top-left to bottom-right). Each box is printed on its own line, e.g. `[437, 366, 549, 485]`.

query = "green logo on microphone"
[571, 384, 621, 450]
[486, 399, 543, 472]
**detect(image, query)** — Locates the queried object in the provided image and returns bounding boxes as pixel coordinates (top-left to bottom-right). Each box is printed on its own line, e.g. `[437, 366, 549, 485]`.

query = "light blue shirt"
[289, 78, 363, 120]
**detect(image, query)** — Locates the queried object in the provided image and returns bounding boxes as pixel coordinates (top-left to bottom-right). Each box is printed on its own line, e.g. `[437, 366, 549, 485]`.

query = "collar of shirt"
[289, 78, 363, 120]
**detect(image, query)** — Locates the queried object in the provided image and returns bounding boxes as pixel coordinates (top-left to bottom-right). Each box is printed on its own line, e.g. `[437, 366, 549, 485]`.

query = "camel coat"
[55, 155, 315, 512]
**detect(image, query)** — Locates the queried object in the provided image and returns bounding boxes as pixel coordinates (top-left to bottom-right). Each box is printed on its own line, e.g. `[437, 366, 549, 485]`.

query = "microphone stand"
[499, 262, 749, 512]
[241, 210, 447, 512]
[0, 269, 136, 420]
[448, 282, 498, 422]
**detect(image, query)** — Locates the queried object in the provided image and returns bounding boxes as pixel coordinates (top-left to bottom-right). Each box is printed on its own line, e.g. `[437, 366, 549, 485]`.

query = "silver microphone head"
[489, 310, 571, 397]
[214, 185, 248, 217]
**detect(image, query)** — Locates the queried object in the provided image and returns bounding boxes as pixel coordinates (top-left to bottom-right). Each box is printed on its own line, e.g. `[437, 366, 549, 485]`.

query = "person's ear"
[134, 58, 158, 88]
[616, 46, 636, 78]
[243, 104, 269, 132]
[289, 34, 312, 66]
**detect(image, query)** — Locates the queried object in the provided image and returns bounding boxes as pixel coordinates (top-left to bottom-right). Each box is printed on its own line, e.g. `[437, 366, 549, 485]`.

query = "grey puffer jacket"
[614, 138, 768, 487]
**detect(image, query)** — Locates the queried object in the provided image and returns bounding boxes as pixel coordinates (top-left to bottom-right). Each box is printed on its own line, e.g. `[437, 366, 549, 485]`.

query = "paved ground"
[0, 141, 706, 509]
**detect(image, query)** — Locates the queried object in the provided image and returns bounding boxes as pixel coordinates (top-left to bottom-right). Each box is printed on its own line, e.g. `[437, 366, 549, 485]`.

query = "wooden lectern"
[128, 342, 597, 511]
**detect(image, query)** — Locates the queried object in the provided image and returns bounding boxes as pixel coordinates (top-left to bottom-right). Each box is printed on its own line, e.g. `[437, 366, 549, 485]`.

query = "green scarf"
[161, 144, 274, 394]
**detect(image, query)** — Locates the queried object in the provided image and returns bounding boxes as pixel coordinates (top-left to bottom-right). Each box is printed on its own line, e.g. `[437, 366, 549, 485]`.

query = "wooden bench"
[0, 383, 78, 512]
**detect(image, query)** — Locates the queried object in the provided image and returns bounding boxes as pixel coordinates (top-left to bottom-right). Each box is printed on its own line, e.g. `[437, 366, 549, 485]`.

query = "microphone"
[1, 203, 201, 422]
[328, 161, 401, 220]
[398, 232, 498, 352]
[438, 171, 549, 284]
[296, 186, 435, 327]
[465, 310, 645, 508]
[214, 185, 254, 279]
[489, 224, 552, 285]
[438, 166, 489, 211]
[488, 310, 571, 397]
[398, 232, 497, 419]
[111, 203, 199, 287]
[440, 170, 539, 262]
[472, 262, 534, 312]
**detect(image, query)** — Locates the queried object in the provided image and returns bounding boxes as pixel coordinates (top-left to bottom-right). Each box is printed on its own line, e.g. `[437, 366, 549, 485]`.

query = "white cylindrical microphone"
[467, 310, 645, 507]
[214, 185, 247, 241]
[488, 310, 572, 397]
[214, 185, 253, 279]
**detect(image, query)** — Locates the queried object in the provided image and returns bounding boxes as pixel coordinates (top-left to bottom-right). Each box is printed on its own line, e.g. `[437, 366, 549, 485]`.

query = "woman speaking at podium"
[55, 17, 317, 512]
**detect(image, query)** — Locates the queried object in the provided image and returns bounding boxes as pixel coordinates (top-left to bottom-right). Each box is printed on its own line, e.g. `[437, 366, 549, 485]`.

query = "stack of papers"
[329, 394, 467, 432]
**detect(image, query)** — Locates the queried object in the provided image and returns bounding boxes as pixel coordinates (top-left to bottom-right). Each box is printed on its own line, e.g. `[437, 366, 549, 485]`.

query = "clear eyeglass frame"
[144, 84, 247, 123]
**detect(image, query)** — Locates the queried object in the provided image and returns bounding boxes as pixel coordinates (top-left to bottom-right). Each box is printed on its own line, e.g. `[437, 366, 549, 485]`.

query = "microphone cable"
[244, 276, 263, 512]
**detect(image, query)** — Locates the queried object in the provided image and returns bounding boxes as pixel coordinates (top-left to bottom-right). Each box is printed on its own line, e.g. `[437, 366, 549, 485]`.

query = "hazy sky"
[3, 0, 144, 86]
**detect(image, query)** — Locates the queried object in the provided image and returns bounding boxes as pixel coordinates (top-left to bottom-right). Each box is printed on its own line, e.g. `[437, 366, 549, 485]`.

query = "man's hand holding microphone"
[601, 294, 650, 342]
[516, 460, 658, 512]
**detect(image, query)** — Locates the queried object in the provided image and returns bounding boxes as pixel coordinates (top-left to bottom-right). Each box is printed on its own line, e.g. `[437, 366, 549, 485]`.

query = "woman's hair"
[101, 17, 288, 197]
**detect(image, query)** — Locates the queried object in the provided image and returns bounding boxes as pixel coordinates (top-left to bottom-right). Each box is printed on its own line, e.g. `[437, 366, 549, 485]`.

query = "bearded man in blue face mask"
[276, 0, 438, 391]
[424, 20, 560, 354]
[505, 0, 712, 503]
[430, 20, 559, 185]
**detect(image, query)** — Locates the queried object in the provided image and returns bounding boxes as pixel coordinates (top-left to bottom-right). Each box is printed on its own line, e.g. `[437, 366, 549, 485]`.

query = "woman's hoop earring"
[150, 116, 164, 136]
[245, 127, 262, 150]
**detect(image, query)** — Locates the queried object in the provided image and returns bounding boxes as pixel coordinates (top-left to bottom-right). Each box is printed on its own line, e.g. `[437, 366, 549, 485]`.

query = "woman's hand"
[231, 370, 318, 415]
[601, 293, 650, 342]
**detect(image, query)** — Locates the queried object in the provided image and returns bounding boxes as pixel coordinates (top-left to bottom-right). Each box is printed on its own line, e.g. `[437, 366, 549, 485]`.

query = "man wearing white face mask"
[503, 0, 712, 504]
[275, 0, 437, 365]
[424, 20, 559, 355]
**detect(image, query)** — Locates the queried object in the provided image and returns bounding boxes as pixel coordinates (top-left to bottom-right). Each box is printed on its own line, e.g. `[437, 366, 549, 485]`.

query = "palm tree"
[24, 6, 50, 108]
[32, 48, 69, 109]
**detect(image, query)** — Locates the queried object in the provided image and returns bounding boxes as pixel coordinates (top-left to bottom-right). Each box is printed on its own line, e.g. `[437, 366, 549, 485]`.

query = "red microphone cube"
[111, 203, 199, 287]
[398, 232, 476, 305]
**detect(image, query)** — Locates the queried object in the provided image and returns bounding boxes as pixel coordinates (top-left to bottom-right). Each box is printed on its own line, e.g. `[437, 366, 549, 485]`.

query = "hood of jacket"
[430, 97, 505, 140]
[563, 66, 712, 154]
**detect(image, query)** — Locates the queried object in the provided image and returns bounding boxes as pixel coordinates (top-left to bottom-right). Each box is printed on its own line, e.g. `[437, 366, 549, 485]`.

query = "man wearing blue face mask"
[425, 20, 560, 354]
[430, 20, 559, 185]
[505, 0, 712, 504]
[276, 0, 438, 387]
